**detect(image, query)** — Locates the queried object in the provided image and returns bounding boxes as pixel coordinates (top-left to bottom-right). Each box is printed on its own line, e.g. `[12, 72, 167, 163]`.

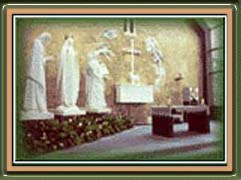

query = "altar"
[116, 84, 154, 104]
[151, 105, 210, 137]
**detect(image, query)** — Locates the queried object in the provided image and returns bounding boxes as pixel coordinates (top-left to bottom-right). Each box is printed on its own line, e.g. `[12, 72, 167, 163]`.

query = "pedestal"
[54, 106, 86, 121]
[116, 84, 153, 103]
[116, 84, 153, 124]
[21, 110, 54, 121]
[86, 108, 112, 118]
[87, 108, 112, 114]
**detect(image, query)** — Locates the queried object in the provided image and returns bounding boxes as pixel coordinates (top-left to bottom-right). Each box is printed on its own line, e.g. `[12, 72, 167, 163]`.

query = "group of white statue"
[21, 32, 113, 120]
[21, 31, 166, 120]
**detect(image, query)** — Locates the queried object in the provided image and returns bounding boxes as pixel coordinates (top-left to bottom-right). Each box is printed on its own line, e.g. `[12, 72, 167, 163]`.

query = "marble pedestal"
[86, 108, 112, 114]
[86, 108, 112, 118]
[115, 84, 153, 124]
[116, 84, 154, 103]
[54, 105, 86, 120]
[21, 110, 54, 121]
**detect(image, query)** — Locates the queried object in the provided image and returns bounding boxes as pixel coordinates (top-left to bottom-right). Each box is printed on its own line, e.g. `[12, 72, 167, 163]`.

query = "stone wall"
[17, 18, 200, 123]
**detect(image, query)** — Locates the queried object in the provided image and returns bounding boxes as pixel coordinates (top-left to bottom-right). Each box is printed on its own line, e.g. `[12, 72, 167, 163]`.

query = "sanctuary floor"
[38, 121, 222, 160]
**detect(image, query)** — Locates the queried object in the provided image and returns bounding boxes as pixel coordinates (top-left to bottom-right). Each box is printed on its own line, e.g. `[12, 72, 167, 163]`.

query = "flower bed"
[23, 114, 133, 153]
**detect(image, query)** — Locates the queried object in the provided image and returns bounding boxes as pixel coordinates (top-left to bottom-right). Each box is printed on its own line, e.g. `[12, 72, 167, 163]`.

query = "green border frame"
[0, 1, 240, 179]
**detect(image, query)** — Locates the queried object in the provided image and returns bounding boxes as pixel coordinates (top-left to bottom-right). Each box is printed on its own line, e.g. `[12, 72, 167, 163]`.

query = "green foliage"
[21, 114, 133, 156]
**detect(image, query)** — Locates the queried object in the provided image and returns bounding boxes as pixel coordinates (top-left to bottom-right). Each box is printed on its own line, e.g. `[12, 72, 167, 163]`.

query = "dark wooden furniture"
[151, 105, 210, 137]
[186, 110, 210, 133]
[152, 114, 174, 137]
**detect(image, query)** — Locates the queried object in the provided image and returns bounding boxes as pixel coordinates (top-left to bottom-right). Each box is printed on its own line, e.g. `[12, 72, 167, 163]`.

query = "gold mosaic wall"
[19, 19, 200, 122]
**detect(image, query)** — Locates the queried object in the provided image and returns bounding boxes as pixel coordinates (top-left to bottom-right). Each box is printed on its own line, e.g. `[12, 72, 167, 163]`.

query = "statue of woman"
[56, 35, 81, 114]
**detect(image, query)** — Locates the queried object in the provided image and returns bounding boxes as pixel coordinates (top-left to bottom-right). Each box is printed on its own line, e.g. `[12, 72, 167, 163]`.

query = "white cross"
[122, 38, 142, 84]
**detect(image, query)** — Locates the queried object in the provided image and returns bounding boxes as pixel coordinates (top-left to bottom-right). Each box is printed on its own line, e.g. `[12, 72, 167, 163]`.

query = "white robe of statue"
[22, 32, 54, 120]
[86, 50, 110, 112]
[154, 60, 166, 91]
[145, 36, 166, 91]
[56, 36, 81, 113]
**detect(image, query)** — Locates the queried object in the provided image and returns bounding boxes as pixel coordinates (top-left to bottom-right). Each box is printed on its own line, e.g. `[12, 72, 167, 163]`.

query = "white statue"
[86, 43, 114, 113]
[21, 32, 54, 120]
[145, 36, 166, 91]
[154, 60, 166, 91]
[56, 35, 85, 115]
